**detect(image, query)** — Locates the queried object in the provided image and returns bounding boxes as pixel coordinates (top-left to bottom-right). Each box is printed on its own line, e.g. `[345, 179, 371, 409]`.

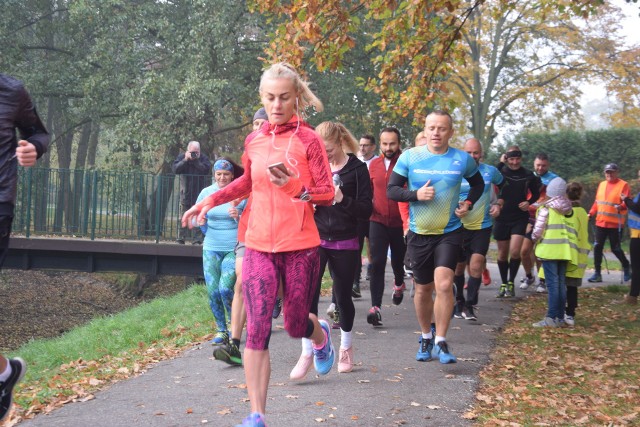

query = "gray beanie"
[253, 107, 268, 122]
[546, 177, 567, 198]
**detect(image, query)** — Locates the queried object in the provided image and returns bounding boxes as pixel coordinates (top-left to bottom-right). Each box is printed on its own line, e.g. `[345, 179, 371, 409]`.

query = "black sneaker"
[332, 307, 341, 330]
[175, 239, 185, 245]
[213, 343, 243, 367]
[462, 305, 477, 321]
[0, 358, 26, 422]
[392, 283, 406, 305]
[453, 301, 464, 319]
[272, 297, 282, 319]
[366, 306, 382, 326]
[352, 282, 362, 299]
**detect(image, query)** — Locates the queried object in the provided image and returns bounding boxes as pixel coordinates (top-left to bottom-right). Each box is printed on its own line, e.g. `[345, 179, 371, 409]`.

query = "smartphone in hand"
[268, 162, 289, 176]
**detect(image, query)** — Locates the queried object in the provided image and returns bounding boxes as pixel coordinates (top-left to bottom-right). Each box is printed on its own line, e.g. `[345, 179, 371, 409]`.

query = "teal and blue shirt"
[393, 146, 478, 235]
[459, 163, 503, 230]
[196, 183, 247, 252]
[537, 170, 559, 186]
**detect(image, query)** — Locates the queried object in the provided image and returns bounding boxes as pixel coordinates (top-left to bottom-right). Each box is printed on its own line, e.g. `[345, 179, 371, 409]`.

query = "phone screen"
[268, 162, 288, 175]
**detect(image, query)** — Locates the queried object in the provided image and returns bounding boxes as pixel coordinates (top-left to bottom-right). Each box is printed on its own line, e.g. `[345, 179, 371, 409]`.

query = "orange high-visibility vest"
[594, 180, 627, 227]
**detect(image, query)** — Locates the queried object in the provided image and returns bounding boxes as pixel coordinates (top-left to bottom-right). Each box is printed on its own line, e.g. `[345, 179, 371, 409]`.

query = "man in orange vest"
[587, 163, 631, 282]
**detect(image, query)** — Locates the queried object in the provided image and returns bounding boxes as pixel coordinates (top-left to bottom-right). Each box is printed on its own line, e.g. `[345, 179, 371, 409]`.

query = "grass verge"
[467, 285, 639, 426]
[7, 284, 215, 422]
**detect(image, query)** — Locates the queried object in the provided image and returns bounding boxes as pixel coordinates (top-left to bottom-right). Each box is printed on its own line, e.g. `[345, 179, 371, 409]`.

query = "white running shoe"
[326, 303, 336, 319]
[519, 276, 535, 290]
[289, 353, 313, 380]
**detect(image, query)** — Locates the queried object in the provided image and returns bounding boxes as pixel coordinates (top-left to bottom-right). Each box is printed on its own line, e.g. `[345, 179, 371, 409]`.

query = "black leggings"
[311, 247, 358, 332]
[593, 226, 630, 273]
[630, 237, 640, 297]
[0, 214, 13, 268]
[566, 286, 578, 317]
[368, 221, 406, 308]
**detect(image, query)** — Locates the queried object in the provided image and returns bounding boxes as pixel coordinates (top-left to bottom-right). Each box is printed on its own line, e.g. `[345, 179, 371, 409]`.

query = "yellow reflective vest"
[535, 207, 573, 262]
[564, 206, 590, 279]
[537, 206, 590, 280]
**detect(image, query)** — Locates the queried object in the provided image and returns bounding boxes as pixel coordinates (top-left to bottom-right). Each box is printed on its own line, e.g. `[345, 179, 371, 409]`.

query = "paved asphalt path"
[18, 260, 620, 427]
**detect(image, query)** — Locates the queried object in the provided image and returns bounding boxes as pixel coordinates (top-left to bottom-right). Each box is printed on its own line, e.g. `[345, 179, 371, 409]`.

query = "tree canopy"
[1, 0, 638, 170]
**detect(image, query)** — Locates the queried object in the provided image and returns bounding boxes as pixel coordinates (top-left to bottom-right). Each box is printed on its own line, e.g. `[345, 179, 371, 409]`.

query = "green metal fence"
[13, 168, 210, 242]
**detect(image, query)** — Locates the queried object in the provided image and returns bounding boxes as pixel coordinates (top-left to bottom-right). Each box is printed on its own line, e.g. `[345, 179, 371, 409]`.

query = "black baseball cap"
[604, 163, 619, 172]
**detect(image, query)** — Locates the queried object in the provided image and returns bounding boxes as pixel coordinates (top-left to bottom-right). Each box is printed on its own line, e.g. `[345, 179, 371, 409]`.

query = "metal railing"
[13, 167, 211, 242]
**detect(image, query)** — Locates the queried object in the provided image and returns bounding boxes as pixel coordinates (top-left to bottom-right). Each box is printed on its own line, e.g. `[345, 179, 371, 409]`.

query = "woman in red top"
[183, 63, 335, 427]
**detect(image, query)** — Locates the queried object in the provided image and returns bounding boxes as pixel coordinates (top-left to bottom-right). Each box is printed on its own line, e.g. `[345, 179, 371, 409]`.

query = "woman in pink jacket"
[183, 63, 335, 427]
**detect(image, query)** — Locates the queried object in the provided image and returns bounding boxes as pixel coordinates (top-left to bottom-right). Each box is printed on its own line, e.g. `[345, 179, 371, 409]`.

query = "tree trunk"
[147, 146, 180, 239]
[33, 97, 56, 232]
[87, 121, 99, 168]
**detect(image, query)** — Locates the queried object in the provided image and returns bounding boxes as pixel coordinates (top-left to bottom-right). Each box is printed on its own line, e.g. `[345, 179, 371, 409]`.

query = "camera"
[190, 151, 197, 159]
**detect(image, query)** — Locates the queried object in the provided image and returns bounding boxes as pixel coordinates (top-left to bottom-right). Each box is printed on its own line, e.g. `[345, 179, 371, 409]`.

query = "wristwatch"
[298, 189, 311, 202]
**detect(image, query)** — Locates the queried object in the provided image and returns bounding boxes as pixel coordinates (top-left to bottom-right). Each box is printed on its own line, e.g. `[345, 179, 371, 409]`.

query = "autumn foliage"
[248, 0, 620, 128]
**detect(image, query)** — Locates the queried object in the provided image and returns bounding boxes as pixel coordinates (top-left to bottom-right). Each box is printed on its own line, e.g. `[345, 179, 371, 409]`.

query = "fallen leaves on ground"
[469, 287, 640, 426]
[6, 327, 208, 425]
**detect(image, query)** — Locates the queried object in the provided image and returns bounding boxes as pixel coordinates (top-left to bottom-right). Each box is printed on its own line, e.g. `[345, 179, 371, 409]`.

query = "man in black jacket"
[0, 73, 49, 422]
[171, 141, 211, 244]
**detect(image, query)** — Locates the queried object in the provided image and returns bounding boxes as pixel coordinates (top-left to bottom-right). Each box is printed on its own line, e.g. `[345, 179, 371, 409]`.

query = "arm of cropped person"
[531, 206, 549, 242]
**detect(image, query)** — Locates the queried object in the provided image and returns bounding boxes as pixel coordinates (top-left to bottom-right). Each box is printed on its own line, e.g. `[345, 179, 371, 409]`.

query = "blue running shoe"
[313, 319, 335, 375]
[435, 341, 457, 364]
[236, 412, 266, 427]
[624, 267, 631, 282]
[416, 337, 432, 361]
[211, 331, 229, 345]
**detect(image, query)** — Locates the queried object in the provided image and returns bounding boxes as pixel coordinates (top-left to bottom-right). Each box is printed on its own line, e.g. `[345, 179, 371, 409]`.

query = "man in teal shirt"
[387, 111, 483, 364]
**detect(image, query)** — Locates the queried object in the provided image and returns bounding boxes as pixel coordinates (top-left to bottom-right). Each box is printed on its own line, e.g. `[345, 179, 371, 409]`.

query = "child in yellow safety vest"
[531, 178, 574, 327]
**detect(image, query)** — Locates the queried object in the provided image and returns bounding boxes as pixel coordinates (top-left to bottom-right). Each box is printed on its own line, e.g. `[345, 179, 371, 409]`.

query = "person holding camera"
[172, 140, 211, 244]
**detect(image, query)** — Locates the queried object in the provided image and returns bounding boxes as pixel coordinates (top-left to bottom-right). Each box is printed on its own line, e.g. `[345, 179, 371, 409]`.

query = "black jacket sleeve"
[465, 171, 484, 205]
[172, 153, 212, 176]
[172, 154, 187, 174]
[387, 171, 418, 202]
[15, 86, 49, 158]
[195, 153, 212, 175]
[339, 163, 373, 220]
[527, 174, 541, 204]
[624, 194, 640, 215]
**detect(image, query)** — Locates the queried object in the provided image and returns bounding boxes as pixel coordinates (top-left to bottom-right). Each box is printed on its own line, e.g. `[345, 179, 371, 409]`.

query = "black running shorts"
[407, 228, 463, 285]
[493, 218, 528, 241]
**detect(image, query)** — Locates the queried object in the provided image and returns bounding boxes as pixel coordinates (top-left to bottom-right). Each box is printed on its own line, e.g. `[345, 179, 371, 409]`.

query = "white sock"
[301, 338, 313, 356]
[435, 335, 446, 345]
[0, 361, 11, 382]
[340, 330, 352, 349]
[422, 332, 433, 340]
